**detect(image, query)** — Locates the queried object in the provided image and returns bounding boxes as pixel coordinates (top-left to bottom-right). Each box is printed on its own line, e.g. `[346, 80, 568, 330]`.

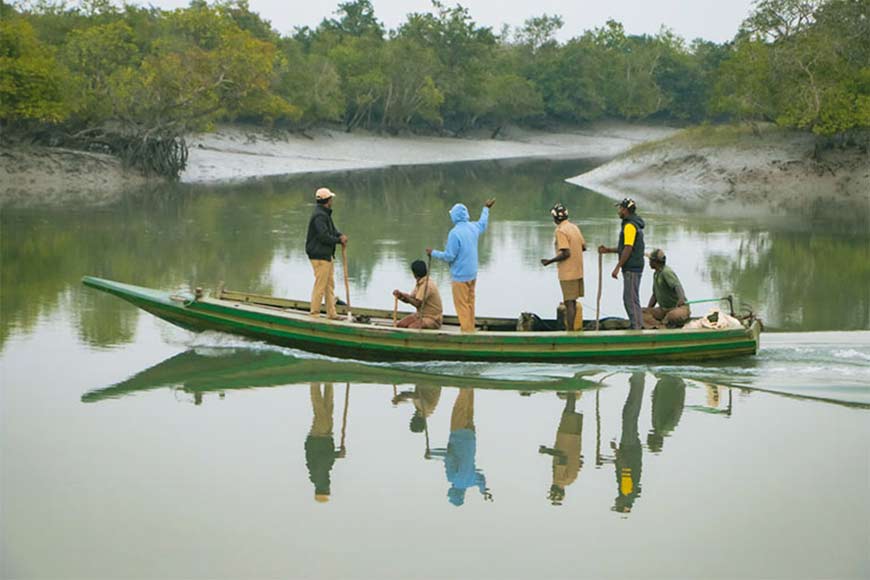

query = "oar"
[595, 251, 603, 331]
[595, 388, 602, 466]
[418, 254, 433, 318]
[341, 244, 352, 321]
[393, 295, 399, 327]
[339, 383, 350, 454]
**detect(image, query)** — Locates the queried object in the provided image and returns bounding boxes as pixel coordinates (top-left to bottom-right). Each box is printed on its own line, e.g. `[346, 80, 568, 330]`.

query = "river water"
[2, 158, 868, 578]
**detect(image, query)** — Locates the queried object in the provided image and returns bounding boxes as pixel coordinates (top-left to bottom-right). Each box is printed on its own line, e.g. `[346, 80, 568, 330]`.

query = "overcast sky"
[132, 0, 756, 43]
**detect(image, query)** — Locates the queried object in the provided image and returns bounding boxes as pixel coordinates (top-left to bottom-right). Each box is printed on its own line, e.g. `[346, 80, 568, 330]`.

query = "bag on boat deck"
[684, 308, 743, 330]
[517, 312, 561, 331]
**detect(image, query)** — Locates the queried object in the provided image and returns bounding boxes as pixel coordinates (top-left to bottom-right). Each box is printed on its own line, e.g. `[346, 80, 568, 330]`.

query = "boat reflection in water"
[82, 348, 762, 512]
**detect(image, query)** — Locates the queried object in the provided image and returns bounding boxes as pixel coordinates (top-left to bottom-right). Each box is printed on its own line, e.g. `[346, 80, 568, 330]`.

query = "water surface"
[2, 158, 868, 578]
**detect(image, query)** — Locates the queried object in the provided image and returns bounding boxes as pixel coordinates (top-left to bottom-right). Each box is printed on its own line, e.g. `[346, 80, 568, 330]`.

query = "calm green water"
[2, 158, 869, 578]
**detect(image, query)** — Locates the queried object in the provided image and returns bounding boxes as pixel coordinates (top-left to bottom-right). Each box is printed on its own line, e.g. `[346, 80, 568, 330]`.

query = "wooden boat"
[82, 276, 761, 363]
[81, 349, 599, 403]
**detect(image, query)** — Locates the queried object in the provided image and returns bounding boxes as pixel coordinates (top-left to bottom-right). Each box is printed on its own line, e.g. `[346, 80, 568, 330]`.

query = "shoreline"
[567, 124, 870, 224]
[181, 122, 677, 183]
[0, 122, 675, 206]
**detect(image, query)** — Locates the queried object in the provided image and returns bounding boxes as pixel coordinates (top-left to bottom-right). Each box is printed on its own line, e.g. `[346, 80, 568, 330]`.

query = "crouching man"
[643, 249, 690, 328]
[393, 260, 443, 329]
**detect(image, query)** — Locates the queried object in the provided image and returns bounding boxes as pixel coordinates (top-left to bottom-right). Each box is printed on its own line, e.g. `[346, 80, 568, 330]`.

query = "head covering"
[315, 187, 336, 200]
[447, 487, 467, 506]
[550, 202, 569, 222]
[649, 248, 666, 263]
[616, 198, 637, 213]
[448, 203, 469, 224]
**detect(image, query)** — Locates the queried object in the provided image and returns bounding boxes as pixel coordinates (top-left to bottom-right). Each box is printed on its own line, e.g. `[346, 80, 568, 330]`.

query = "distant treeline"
[1, 0, 867, 176]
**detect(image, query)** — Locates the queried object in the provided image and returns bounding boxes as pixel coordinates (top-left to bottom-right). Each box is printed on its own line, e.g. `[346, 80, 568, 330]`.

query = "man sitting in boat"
[642, 248, 690, 328]
[392, 260, 443, 329]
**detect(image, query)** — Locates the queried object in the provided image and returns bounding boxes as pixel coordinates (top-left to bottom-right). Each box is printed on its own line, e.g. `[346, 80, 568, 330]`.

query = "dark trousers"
[622, 271, 643, 330]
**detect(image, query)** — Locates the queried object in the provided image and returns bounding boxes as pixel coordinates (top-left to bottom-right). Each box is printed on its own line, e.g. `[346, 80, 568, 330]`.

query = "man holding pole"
[305, 187, 348, 319]
[598, 198, 645, 330]
[541, 202, 586, 331]
[427, 199, 495, 332]
[392, 259, 443, 329]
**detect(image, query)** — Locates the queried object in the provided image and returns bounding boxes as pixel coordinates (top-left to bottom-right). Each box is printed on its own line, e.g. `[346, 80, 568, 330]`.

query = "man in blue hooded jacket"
[427, 198, 495, 332]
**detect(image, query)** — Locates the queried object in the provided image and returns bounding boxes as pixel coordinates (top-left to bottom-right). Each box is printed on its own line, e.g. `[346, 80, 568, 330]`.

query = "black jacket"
[617, 214, 645, 273]
[305, 204, 343, 261]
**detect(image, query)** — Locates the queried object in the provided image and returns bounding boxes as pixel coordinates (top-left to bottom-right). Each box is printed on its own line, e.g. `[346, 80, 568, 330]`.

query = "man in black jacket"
[598, 198, 645, 330]
[306, 187, 348, 319]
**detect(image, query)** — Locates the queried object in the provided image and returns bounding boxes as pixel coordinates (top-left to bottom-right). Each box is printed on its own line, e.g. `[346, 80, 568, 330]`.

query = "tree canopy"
[1, 0, 866, 176]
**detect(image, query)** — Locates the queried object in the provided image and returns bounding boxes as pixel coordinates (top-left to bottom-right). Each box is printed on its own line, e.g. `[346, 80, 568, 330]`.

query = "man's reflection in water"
[305, 383, 342, 503]
[393, 385, 442, 434]
[647, 376, 686, 453]
[428, 388, 493, 506]
[613, 373, 645, 513]
[539, 392, 584, 505]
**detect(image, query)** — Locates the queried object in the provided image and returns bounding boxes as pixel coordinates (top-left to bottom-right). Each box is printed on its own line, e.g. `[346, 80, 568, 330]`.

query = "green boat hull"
[82, 276, 761, 363]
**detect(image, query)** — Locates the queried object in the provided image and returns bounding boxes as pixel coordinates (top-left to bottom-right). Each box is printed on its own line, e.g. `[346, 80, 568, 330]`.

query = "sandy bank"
[0, 146, 155, 207]
[182, 122, 677, 183]
[0, 122, 675, 206]
[567, 125, 870, 222]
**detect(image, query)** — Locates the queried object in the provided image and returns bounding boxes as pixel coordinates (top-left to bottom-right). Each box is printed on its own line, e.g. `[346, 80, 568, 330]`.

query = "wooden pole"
[393, 295, 399, 327]
[419, 254, 433, 316]
[596, 251, 603, 331]
[340, 383, 350, 452]
[341, 244, 352, 321]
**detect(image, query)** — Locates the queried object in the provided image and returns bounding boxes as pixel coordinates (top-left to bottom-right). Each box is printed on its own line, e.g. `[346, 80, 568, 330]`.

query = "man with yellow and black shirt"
[598, 198, 645, 330]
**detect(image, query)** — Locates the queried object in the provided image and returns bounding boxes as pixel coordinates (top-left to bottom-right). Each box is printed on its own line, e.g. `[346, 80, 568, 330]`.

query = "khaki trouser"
[310, 259, 336, 318]
[452, 280, 476, 332]
[450, 388, 475, 432]
[309, 383, 334, 437]
[642, 305, 690, 328]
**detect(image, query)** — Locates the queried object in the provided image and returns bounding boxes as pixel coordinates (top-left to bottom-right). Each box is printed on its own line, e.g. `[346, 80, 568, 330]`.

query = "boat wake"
[181, 330, 870, 406]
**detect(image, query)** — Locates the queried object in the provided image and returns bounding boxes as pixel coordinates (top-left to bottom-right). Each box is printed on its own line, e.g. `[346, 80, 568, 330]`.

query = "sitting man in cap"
[642, 248, 690, 328]
[392, 259, 443, 329]
[541, 202, 587, 331]
[305, 187, 348, 319]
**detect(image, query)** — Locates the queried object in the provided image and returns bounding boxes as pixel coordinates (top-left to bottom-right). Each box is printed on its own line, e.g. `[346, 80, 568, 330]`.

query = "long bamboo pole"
[341, 244, 352, 321]
[596, 251, 603, 331]
[340, 383, 350, 453]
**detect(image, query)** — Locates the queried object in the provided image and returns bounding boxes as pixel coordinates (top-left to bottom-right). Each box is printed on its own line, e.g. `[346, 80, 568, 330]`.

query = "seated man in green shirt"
[642, 249, 690, 328]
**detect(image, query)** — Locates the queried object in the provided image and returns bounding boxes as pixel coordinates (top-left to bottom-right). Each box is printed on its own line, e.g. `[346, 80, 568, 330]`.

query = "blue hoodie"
[431, 204, 490, 283]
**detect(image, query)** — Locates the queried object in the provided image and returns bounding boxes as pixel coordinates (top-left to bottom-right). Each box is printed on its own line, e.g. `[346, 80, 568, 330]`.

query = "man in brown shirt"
[541, 203, 587, 331]
[393, 260, 443, 329]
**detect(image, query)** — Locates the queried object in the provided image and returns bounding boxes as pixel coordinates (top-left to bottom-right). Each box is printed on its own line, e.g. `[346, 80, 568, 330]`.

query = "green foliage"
[2, 0, 866, 151]
[0, 17, 70, 123]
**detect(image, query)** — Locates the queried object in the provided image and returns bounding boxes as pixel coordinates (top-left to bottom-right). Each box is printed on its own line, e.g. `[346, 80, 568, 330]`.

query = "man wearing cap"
[643, 249, 690, 328]
[598, 198, 645, 330]
[541, 202, 587, 331]
[426, 198, 495, 332]
[305, 187, 348, 319]
[392, 259, 443, 329]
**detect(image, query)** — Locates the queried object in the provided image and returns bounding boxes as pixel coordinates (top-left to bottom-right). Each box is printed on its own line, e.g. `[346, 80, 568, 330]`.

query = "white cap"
[315, 187, 336, 200]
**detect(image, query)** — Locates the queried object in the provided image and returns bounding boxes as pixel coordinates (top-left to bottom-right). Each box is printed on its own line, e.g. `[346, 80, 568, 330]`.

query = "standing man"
[541, 202, 587, 331]
[305, 187, 348, 319]
[427, 199, 495, 332]
[392, 259, 443, 329]
[643, 249, 690, 328]
[598, 198, 645, 330]
[538, 392, 584, 505]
